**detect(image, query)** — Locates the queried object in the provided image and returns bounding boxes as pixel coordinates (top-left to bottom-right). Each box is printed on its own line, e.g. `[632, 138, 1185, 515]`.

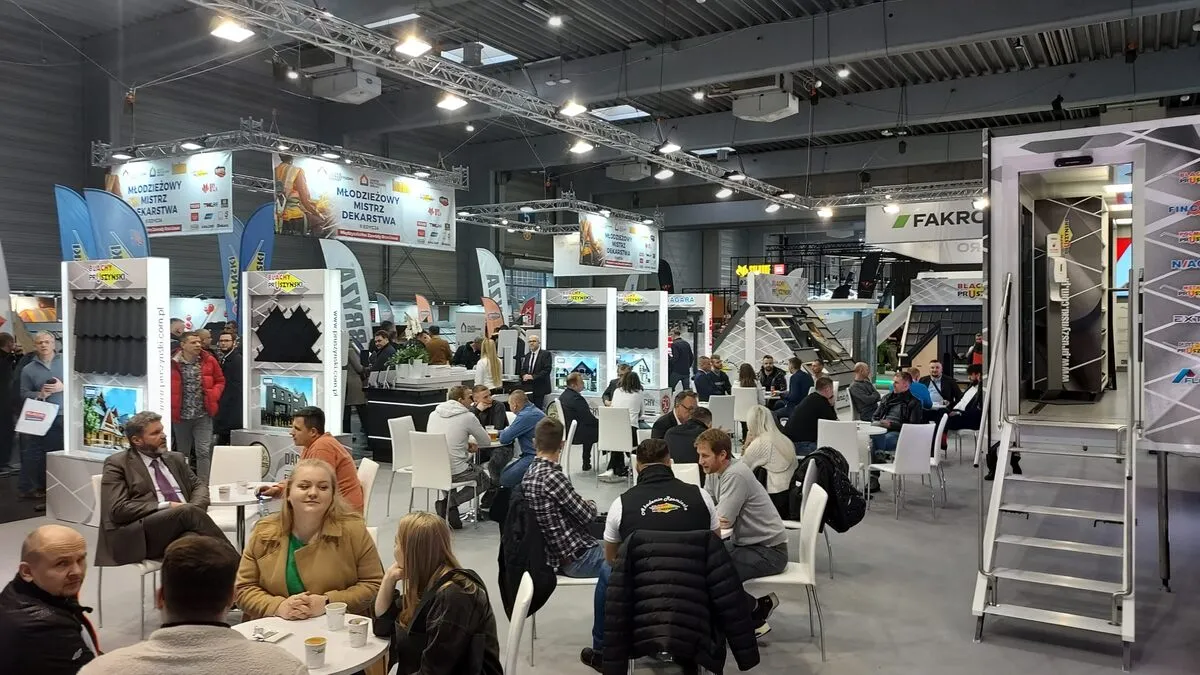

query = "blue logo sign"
[1172, 368, 1200, 384]
[1171, 259, 1200, 270]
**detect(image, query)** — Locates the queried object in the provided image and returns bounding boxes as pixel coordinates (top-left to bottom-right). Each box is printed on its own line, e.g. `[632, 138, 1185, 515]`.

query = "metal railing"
[975, 272, 1012, 579]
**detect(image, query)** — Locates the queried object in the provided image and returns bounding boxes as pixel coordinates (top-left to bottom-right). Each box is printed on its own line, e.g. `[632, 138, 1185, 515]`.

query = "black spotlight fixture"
[1125, 42, 1138, 64]
[898, 139, 907, 155]
[858, 171, 871, 189]
[1051, 94, 1064, 113]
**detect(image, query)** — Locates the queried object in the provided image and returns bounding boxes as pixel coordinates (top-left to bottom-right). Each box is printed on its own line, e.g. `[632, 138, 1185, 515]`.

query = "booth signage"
[910, 277, 985, 306]
[735, 263, 786, 277]
[866, 199, 983, 245]
[107, 151, 234, 236]
[272, 154, 455, 250]
[575, 212, 658, 272]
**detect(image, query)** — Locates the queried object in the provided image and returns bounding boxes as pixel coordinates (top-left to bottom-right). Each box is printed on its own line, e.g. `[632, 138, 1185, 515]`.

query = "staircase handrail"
[976, 272, 1012, 578]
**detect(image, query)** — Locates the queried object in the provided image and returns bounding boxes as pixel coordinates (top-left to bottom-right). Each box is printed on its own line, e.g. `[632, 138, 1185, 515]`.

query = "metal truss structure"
[232, 173, 274, 194]
[812, 180, 985, 208]
[182, 0, 801, 209]
[455, 193, 662, 234]
[93, 118, 467, 190]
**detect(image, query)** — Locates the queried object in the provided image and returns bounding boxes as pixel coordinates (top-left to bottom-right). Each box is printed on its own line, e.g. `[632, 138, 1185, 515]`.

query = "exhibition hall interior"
[1, 0, 1199, 673]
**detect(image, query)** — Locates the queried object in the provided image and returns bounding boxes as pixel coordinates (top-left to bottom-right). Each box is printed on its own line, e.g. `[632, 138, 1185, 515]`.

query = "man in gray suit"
[97, 411, 228, 567]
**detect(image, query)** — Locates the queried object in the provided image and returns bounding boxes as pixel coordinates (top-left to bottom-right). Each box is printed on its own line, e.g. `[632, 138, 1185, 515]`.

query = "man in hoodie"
[425, 386, 493, 529]
[497, 390, 546, 488]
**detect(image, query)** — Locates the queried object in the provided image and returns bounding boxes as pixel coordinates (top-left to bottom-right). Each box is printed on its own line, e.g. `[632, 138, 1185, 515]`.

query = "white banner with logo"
[320, 240, 372, 352]
[272, 154, 455, 250]
[866, 199, 983, 246]
[108, 151, 233, 236]
[475, 248, 510, 319]
[457, 312, 487, 343]
[571, 212, 658, 273]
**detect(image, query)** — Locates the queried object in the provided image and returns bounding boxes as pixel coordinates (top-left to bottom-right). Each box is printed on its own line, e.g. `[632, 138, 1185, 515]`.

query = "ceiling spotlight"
[457, 210, 470, 217]
[413, 170, 431, 178]
[286, 68, 300, 80]
[715, 187, 734, 199]
[726, 170, 746, 181]
[837, 67, 850, 78]
[599, 209, 611, 217]
[654, 168, 675, 180]
[548, 15, 564, 27]
[211, 19, 255, 42]
[321, 151, 340, 159]
[898, 139, 907, 154]
[180, 141, 203, 151]
[465, 124, 475, 132]
[559, 100, 588, 117]
[883, 203, 900, 214]
[884, 194, 893, 199]
[501, 218, 509, 225]
[394, 35, 432, 57]
[813, 80, 823, 88]
[881, 129, 893, 137]
[277, 143, 290, 151]
[343, 158, 352, 164]
[658, 141, 681, 154]
[692, 90, 706, 101]
[569, 139, 594, 153]
[972, 197, 989, 210]
[519, 205, 535, 213]
[545, 79, 558, 87]
[1193, 20, 1200, 32]
[437, 93, 468, 110]
[817, 207, 833, 219]
[780, 192, 796, 199]
[111, 151, 133, 160]
[1182, 95, 1192, 102]
[641, 218, 655, 225]
[765, 203, 781, 213]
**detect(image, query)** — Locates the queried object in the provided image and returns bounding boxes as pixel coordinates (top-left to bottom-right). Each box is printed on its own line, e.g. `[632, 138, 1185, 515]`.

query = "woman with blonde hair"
[474, 337, 502, 391]
[741, 404, 799, 518]
[236, 458, 383, 620]
[373, 512, 502, 675]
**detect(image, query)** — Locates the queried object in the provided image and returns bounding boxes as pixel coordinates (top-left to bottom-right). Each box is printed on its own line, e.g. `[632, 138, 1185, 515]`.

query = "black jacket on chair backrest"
[603, 529, 759, 675]
[496, 485, 557, 619]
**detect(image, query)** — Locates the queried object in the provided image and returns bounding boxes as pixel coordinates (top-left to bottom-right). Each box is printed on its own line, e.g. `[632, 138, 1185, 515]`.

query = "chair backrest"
[209, 445, 263, 484]
[798, 483, 829, 571]
[731, 386, 757, 421]
[357, 458, 380, 519]
[707, 395, 736, 433]
[87, 474, 103, 528]
[564, 419, 577, 449]
[506, 411, 517, 424]
[894, 422, 937, 474]
[546, 398, 564, 424]
[388, 416, 416, 470]
[504, 573, 536, 674]
[801, 458, 818, 504]
[674, 463, 702, 487]
[408, 431, 454, 491]
[598, 407, 632, 452]
[816, 419, 860, 468]
[931, 412, 951, 467]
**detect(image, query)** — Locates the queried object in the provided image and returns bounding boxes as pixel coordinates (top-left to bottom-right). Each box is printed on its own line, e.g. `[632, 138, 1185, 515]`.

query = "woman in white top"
[740, 404, 799, 519]
[606, 371, 645, 478]
[473, 338, 502, 391]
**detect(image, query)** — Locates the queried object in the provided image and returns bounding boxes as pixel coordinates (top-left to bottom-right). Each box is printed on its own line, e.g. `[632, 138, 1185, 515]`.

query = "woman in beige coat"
[236, 458, 383, 620]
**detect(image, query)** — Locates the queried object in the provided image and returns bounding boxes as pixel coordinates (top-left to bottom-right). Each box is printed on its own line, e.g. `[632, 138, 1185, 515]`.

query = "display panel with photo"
[82, 385, 144, 451]
[259, 375, 316, 428]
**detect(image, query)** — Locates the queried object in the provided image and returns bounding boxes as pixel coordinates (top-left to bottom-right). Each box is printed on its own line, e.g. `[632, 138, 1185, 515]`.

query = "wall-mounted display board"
[106, 152, 234, 236]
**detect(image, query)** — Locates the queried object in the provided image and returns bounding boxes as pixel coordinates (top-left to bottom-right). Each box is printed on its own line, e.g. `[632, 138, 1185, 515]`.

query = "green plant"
[387, 344, 428, 366]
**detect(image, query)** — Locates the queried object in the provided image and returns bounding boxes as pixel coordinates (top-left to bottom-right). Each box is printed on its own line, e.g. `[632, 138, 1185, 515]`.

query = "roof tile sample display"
[254, 305, 323, 364]
[616, 309, 660, 349]
[73, 297, 147, 377]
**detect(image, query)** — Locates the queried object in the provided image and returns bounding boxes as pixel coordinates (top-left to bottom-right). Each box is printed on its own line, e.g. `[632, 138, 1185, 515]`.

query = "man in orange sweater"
[257, 406, 364, 512]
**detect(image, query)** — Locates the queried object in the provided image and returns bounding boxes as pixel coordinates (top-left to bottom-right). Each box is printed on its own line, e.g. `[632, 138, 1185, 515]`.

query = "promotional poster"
[575, 212, 659, 272]
[106, 151, 234, 236]
[272, 154, 455, 250]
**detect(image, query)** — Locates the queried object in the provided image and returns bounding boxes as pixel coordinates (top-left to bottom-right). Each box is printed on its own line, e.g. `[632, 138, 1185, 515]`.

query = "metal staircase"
[970, 274, 1136, 670]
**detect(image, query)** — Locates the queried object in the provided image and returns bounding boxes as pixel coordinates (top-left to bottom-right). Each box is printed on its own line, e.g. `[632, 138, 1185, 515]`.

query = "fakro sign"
[866, 199, 984, 246]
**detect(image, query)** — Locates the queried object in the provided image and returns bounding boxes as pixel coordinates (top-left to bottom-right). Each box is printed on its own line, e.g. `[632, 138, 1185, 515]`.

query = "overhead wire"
[4, 0, 127, 88]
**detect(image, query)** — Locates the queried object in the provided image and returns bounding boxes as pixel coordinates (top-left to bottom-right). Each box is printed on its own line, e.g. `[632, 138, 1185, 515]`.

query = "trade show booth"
[897, 273, 984, 373]
[541, 287, 616, 400]
[616, 290, 671, 419]
[668, 292, 713, 365]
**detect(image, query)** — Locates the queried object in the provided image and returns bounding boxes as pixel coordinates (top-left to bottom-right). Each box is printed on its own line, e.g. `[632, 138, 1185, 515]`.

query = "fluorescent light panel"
[395, 35, 432, 57]
[765, 203, 781, 213]
[364, 13, 420, 28]
[440, 42, 518, 65]
[692, 146, 735, 156]
[211, 20, 254, 42]
[180, 141, 203, 151]
[569, 139, 594, 153]
[715, 187, 733, 199]
[589, 104, 650, 121]
[437, 93, 468, 110]
[559, 101, 588, 117]
[654, 168, 674, 180]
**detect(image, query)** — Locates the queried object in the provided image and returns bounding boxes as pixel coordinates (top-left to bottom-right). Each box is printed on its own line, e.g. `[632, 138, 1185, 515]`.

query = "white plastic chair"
[674, 462, 702, 487]
[731, 386, 757, 443]
[929, 413, 950, 505]
[560, 419, 578, 475]
[505, 573, 536, 673]
[89, 474, 162, 637]
[597, 407, 634, 485]
[816, 420, 863, 487]
[744, 483, 829, 661]
[868, 422, 937, 519]
[408, 431, 479, 528]
[207, 445, 262, 535]
[530, 575, 600, 666]
[546, 398, 564, 424]
[386, 416, 416, 517]
[801, 460, 835, 578]
[357, 457, 380, 522]
[707, 394, 736, 434]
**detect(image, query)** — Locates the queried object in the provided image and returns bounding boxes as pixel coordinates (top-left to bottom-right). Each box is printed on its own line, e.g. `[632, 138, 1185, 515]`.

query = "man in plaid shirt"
[521, 417, 606, 577]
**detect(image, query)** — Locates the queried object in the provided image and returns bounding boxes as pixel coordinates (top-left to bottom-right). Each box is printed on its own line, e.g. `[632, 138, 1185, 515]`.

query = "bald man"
[497, 389, 546, 488]
[0, 525, 98, 674]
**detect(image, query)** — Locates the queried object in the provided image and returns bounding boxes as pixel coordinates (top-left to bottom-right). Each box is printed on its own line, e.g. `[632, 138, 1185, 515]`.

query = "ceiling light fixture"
[413, 170, 431, 178]
[973, 197, 989, 209]
[501, 218, 509, 225]
[519, 205, 535, 212]
[437, 93, 468, 110]
[837, 67, 850, 78]
[277, 143, 290, 151]
[180, 141, 203, 151]
[599, 209, 611, 217]
[343, 158, 352, 164]
[1113, 217, 1133, 225]
[654, 168, 675, 180]
[286, 68, 299, 80]
[813, 80, 823, 88]
[465, 124, 475, 132]
[765, 203, 781, 213]
[547, 15, 564, 27]
[559, 100, 587, 117]
[883, 203, 900, 214]
[321, 151, 340, 159]
[881, 129, 893, 137]
[569, 139, 594, 153]
[211, 19, 255, 42]
[111, 151, 133, 160]
[1104, 184, 1133, 194]
[394, 35, 432, 57]
[641, 218, 655, 225]
[457, 210, 471, 217]
[817, 207, 833, 219]
[692, 90, 706, 100]
[658, 141, 681, 154]
[1182, 95, 1192, 102]
[715, 187, 733, 199]
[780, 192, 796, 199]
[727, 170, 746, 181]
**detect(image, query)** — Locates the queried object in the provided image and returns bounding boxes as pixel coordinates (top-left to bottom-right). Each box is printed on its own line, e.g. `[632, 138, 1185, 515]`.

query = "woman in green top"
[236, 458, 383, 620]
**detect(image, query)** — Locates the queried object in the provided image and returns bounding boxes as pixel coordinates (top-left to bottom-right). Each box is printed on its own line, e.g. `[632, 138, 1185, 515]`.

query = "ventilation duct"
[731, 73, 799, 123]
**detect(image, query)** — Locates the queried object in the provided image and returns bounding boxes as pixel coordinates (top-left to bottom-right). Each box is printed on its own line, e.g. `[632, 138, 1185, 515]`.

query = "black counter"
[364, 381, 472, 462]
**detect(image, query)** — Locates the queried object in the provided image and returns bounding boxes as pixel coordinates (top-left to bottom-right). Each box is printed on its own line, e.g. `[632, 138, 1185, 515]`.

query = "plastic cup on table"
[347, 617, 369, 648]
[218, 485, 231, 499]
[304, 636, 327, 668]
[326, 602, 347, 630]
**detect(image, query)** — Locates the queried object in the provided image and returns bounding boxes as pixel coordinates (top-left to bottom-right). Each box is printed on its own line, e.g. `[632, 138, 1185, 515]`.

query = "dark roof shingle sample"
[254, 304, 323, 364]
[72, 297, 148, 376]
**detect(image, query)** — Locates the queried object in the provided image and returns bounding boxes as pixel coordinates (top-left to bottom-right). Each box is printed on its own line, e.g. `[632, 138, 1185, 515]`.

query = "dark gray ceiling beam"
[327, 0, 1198, 136]
[460, 47, 1196, 172]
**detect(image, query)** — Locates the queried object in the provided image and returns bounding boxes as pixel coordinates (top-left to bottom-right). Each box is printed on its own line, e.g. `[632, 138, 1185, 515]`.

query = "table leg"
[1157, 451, 1171, 592]
[237, 504, 247, 551]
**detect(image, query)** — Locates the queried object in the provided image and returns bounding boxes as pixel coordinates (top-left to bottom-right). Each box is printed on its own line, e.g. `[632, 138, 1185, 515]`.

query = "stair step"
[1006, 475, 1123, 489]
[1012, 447, 1123, 460]
[992, 567, 1123, 594]
[994, 535, 1123, 558]
[983, 603, 1123, 636]
[1000, 503, 1123, 523]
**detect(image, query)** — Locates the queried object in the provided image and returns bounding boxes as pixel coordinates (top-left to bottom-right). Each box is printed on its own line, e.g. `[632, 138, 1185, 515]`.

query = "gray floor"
[3, 424, 1199, 674]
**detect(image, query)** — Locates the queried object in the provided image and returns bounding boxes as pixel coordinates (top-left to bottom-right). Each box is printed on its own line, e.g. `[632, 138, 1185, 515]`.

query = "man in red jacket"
[171, 331, 225, 482]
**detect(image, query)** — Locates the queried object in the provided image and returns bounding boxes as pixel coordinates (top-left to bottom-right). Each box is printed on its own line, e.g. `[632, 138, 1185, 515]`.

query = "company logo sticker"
[1172, 368, 1200, 384]
[1173, 314, 1200, 323]
[171, 163, 186, 175]
[1177, 231, 1200, 244]
[640, 496, 687, 516]
[621, 292, 645, 305]
[1175, 342, 1200, 354]
[23, 410, 46, 422]
[770, 280, 792, 298]
[1167, 201, 1200, 216]
[567, 290, 592, 304]
[1179, 285, 1200, 297]
[1178, 171, 1200, 184]
[214, 166, 226, 178]
[266, 272, 304, 294]
[1171, 259, 1200, 270]
[956, 282, 986, 299]
[892, 214, 910, 229]
[90, 263, 128, 288]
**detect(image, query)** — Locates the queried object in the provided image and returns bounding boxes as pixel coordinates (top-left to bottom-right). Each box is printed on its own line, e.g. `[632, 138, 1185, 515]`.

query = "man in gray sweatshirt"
[697, 427, 786, 638]
[426, 385, 494, 529]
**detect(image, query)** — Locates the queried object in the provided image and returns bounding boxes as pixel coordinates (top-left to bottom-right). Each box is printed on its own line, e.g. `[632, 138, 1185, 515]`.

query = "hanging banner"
[575, 212, 659, 272]
[458, 312, 486, 343]
[414, 294, 433, 325]
[0, 240, 10, 331]
[319, 239, 371, 352]
[375, 293, 395, 324]
[54, 185, 99, 261]
[272, 154, 455, 250]
[482, 297, 504, 337]
[217, 216, 245, 324]
[865, 199, 983, 246]
[518, 297, 537, 326]
[83, 189, 149, 259]
[106, 151, 233, 236]
[170, 297, 227, 330]
[240, 203, 276, 274]
[475, 248, 510, 321]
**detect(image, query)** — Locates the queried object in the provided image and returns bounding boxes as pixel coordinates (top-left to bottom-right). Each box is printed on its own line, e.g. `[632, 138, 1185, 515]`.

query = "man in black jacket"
[580, 439, 724, 673]
[451, 337, 482, 369]
[212, 331, 243, 446]
[559, 373, 599, 471]
[0, 525, 98, 674]
[667, 329, 694, 391]
[710, 356, 732, 396]
[650, 390, 697, 439]
[920, 359, 961, 410]
[757, 355, 787, 395]
[470, 385, 509, 430]
[691, 356, 717, 402]
[368, 330, 396, 376]
[664, 406, 711, 466]
[868, 371, 926, 491]
[517, 335, 552, 409]
[785, 376, 838, 455]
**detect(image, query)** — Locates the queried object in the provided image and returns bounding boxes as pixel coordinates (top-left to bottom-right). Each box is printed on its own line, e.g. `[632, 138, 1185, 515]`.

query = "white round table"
[856, 422, 887, 437]
[232, 614, 388, 675]
[209, 483, 269, 550]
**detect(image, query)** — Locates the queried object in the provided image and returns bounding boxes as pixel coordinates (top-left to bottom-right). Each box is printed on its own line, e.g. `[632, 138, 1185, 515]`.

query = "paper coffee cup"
[218, 485, 231, 499]
[304, 636, 327, 668]
[325, 601, 347, 630]
[347, 617, 369, 648]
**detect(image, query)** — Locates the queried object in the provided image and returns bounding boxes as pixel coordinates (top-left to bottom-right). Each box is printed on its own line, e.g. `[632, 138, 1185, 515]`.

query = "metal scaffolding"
[93, 118, 467, 190]
[455, 193, 662, 235]
[812, 180, 985, 208]
[182, 0, 801, 208]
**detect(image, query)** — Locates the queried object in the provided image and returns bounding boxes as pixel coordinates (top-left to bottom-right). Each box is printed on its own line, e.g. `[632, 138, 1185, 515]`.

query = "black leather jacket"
[0, 575, 98, 674]
[872, 390, 926, 429]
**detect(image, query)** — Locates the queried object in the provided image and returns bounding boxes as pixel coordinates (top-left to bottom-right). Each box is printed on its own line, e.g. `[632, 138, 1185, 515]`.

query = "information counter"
[365, 369, 474, 462]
